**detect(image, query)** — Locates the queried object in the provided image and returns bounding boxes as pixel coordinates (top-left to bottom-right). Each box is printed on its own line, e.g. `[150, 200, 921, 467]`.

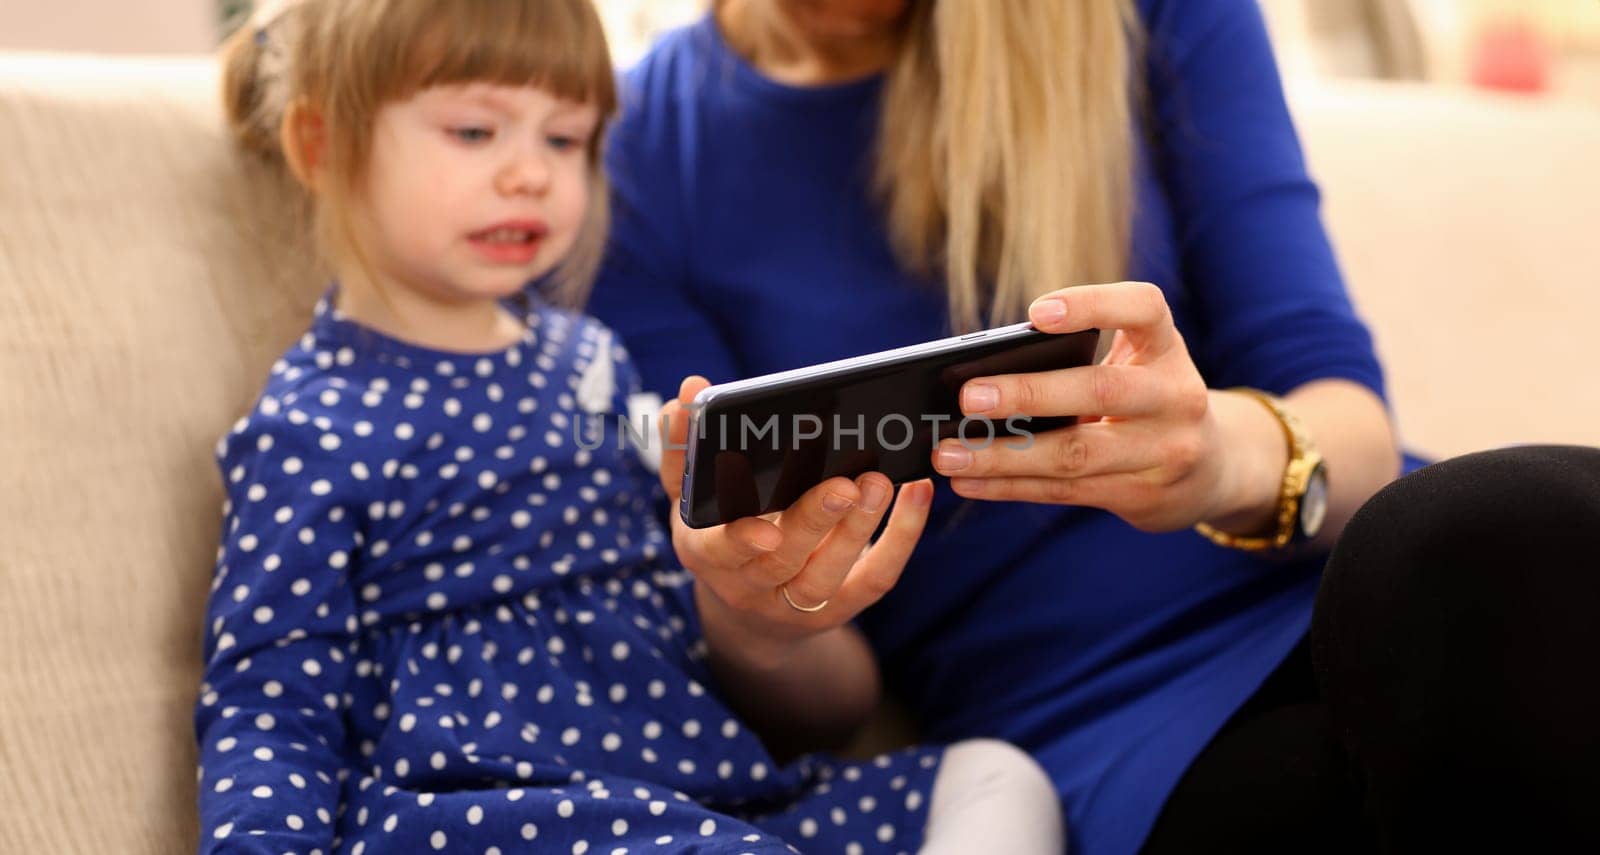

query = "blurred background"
[3, 0, 1600, 101]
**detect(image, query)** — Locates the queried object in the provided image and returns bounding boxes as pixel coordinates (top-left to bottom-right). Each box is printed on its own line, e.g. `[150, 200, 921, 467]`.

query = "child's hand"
[658, 376, 934, 668]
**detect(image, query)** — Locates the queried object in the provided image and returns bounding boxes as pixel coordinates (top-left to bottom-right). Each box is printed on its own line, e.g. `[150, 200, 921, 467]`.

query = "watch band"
[1194, 388, 1322, 552]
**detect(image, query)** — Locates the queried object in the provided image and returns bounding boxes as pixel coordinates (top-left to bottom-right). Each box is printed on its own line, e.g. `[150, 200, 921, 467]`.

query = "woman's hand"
[658, 376, 934, 670]
[932, 281, 1284, 534]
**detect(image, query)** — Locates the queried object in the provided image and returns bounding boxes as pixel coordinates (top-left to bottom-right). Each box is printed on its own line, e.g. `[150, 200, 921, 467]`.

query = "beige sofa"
[3, 52, 1597, 853]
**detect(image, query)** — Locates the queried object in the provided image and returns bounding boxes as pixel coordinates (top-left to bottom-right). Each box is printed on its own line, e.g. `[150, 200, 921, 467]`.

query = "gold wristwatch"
[1194, 388, 1328, 552]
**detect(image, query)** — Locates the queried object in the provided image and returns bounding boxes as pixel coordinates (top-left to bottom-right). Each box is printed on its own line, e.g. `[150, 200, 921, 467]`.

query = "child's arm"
[194, 407, 360, 853]
[657, 376, 934, 750]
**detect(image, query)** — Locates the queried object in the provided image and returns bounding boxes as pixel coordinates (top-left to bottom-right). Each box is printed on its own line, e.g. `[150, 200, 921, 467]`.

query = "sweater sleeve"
[194, 402, 362, 853]
[1145, 0, 1387, 400]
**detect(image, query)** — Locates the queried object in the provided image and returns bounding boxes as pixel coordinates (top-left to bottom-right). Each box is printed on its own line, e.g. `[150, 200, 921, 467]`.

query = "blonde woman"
[592, 0, 1600, 851]
[587, 0, 1424, 853]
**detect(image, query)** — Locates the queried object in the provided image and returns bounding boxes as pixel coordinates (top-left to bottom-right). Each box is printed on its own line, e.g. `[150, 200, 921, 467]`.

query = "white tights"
[918, 738, 1065, 854]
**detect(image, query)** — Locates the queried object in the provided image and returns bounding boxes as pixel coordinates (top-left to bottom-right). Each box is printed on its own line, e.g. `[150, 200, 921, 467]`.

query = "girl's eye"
[449, 127, 494, 144]
[546, 135, 584, 152]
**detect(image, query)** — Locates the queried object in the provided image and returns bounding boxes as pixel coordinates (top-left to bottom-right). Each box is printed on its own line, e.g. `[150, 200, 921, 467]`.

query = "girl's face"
[355, 82, 599, 305]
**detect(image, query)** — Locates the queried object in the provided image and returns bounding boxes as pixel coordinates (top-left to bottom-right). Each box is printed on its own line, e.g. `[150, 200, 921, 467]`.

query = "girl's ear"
[279, 100, 327, 190]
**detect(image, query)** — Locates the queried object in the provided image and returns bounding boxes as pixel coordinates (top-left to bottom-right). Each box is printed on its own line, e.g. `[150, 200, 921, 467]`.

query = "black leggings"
[1143, 445, 1600, 854]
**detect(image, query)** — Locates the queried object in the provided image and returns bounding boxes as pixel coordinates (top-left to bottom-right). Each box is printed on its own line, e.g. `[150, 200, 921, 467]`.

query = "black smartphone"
[678, 322, 1102, 528]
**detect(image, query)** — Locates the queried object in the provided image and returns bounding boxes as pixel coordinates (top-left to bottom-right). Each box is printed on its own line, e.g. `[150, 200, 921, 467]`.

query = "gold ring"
[779, 583, 828, 613]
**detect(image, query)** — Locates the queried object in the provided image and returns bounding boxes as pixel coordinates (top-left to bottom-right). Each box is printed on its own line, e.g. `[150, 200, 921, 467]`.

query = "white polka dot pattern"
[194, 290, 942, 853]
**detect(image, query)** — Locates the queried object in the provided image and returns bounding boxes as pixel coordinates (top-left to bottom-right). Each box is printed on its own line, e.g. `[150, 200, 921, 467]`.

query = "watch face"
[1300, 463, 1329, 540]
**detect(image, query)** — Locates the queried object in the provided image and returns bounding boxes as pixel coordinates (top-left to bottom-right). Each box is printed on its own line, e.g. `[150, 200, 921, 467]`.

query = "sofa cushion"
[1289, 80, 1600, 460]
[0, 53, 317, 852]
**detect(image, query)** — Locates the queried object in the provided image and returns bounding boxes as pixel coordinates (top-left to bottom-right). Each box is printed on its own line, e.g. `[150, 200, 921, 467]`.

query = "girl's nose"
[495, 147, 551, 197]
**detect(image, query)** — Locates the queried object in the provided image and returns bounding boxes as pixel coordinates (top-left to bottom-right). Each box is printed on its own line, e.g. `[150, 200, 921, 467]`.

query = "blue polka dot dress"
[195, 287, 943, 855]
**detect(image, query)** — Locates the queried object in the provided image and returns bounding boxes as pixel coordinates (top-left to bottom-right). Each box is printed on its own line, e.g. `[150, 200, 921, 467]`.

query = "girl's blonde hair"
[876, 0, 1140, 332]
[221, 0, 618, 308]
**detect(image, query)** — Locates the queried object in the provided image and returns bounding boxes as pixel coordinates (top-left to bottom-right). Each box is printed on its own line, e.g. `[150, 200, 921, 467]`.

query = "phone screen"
[680, 327, 1100, 528]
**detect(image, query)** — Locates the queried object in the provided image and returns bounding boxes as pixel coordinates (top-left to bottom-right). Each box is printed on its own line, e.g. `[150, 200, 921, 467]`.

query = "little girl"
[196, 1, 1061, 853]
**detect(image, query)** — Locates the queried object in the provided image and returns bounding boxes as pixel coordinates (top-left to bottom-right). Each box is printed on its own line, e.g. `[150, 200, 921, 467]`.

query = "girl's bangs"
[390, 0, 615, 109]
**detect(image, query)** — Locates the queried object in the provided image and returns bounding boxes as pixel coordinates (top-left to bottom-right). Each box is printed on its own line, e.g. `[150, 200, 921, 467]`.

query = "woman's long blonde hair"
[877, 0, 1140, 332]
[219, 0, 618, 307]
[720, 0, 1139, 332]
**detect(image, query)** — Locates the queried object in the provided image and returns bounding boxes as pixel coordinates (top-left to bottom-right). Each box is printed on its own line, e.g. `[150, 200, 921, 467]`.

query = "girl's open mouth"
[468, 222, 547, 264]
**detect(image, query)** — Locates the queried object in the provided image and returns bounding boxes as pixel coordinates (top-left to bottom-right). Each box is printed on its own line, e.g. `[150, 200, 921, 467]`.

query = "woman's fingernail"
[910, 480, 934, 506]
[859, 479, 888, 513]
[963, 384, 998, 414]
[823, 492, 855, 513]
[934, 446, 971, 472]
[1031, 299, 1067, 325]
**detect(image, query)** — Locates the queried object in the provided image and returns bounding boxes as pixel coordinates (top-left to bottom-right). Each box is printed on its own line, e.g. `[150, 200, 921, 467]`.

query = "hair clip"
[249, 0, 294, 47]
